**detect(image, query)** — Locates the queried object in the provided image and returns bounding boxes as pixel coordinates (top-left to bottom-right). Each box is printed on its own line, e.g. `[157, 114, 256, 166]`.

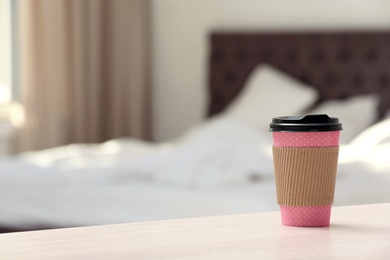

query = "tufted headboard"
[208, 32, 390, 119]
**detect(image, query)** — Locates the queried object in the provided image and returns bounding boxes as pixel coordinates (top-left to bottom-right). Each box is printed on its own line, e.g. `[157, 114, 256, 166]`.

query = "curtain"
[15, 0, 151, 152]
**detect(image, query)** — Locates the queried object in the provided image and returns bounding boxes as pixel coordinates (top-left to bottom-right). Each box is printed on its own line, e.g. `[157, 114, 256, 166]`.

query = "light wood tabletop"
[0, 203, 389, 259]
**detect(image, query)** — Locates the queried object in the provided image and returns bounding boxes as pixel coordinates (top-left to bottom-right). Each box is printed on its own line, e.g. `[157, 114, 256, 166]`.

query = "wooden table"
[1, 203, 389, 259]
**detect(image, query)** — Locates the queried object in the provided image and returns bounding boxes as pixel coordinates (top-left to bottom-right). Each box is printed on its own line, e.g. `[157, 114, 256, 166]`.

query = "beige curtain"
[15, 0, 151, 152]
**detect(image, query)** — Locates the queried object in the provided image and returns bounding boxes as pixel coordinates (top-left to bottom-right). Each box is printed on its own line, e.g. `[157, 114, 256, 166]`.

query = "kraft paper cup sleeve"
[272, 146, 339, 206]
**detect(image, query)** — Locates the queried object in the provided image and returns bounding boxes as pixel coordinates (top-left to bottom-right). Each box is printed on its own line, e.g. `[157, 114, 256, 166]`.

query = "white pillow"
[349, 117, 390, 147]
[223, 65, 318, 131]
[308, 95, 379, 144]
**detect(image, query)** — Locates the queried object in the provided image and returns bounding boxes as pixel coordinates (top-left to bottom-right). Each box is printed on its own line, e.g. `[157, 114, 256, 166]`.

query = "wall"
[151, 0, 390, 141]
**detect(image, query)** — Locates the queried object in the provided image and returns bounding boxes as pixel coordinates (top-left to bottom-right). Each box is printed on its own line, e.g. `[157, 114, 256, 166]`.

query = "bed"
[1, 31, 390, 233]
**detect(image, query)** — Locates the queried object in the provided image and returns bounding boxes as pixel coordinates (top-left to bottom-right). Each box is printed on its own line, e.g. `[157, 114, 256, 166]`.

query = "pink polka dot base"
[273, 131, 340, 227]
[280, 205, 332, 227]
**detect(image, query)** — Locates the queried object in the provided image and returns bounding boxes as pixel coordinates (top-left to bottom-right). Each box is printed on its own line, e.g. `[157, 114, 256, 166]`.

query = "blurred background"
[0, 0, 390, 153]
[1, 0, 390, 232]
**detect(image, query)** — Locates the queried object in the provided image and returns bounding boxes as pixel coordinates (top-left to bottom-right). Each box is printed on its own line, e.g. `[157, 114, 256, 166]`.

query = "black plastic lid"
[269, 114, 342, 132]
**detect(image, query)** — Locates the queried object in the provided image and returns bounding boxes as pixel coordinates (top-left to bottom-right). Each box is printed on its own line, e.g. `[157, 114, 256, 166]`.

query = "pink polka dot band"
[272, 131, 340, 148]
[280, 205, 332, 227]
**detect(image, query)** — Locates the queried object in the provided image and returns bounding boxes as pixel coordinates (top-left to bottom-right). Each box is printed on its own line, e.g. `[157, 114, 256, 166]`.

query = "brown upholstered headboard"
[208, 32, 390, 119]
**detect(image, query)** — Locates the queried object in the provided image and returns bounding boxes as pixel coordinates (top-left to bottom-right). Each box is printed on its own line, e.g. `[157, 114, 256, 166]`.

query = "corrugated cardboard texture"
[272, 146, 339, 206]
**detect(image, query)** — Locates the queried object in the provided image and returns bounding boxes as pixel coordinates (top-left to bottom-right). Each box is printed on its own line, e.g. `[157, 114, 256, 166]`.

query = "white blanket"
[1, 116, 389, 229]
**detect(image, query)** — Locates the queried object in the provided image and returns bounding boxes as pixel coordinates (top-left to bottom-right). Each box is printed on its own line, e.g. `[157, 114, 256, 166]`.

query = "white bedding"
[1, 116, 390, 229]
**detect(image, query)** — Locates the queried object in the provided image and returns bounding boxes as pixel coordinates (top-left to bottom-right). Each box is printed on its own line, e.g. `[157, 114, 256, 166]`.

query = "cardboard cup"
[270, 115, 342, 227]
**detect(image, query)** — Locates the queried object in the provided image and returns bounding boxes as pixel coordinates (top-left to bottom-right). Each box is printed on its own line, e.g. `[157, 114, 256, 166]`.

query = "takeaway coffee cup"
[269, 114, 342, 227]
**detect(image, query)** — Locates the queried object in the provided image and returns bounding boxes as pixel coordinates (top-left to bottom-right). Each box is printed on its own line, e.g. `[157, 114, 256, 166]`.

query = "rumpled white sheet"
[0, 116, 389, 229]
